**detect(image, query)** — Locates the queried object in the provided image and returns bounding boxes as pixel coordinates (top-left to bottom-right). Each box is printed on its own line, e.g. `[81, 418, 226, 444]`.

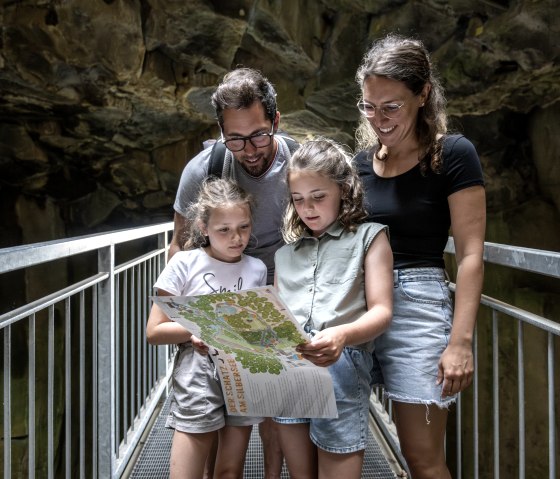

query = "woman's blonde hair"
[282, 138, 367, 243]
[182, 177, 254, 250]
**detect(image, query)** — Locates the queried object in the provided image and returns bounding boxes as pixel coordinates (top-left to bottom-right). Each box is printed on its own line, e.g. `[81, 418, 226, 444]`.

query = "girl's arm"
[297, 231, 393, 367]
[146, 289, 193, 345]
[438, 184, 486, 396]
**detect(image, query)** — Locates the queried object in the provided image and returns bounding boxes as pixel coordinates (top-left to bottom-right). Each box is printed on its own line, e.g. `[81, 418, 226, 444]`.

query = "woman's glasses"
[357, 100, 405, 119]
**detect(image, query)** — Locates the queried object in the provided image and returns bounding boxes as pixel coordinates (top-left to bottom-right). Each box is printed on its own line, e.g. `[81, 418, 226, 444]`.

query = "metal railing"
[369, 239, 560, 479]
[1, 224, 558, 478]
[0, 222, 175, 478]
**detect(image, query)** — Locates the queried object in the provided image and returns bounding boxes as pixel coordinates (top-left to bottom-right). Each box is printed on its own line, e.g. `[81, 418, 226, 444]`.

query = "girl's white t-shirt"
[154, 248, 267, 296]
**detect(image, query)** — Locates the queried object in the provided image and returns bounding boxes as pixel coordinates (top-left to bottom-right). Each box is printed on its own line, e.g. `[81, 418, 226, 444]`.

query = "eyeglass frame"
[356, 100, 406, 119]
[221, 124, 275, 152]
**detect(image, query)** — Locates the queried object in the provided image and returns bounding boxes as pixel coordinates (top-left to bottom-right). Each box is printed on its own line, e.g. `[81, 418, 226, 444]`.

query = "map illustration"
[163, 287, 308, 373]
[153, 286, 337, 418]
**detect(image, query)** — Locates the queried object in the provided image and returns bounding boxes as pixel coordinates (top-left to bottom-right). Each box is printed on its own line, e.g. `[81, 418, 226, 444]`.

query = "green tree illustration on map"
[234, 349, 283, 374]
[179, 291, 303, 374]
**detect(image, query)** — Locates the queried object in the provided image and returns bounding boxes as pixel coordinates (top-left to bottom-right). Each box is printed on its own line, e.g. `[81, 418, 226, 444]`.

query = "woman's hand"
[296, 327, 346, 367]
[437, 341, 474, 397]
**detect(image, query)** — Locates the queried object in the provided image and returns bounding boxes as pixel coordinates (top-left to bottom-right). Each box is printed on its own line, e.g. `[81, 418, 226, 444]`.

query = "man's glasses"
[222, 125, 274, 152]
[357, 100, 405, 119]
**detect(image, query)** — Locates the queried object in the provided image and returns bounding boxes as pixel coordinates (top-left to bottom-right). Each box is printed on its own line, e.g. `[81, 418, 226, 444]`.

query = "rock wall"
[1, 0, 559, 477]
[1, 0, 558, 248]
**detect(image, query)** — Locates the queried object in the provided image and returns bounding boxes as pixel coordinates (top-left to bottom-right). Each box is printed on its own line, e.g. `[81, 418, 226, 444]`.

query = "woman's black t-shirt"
[354, 134, 484, 269]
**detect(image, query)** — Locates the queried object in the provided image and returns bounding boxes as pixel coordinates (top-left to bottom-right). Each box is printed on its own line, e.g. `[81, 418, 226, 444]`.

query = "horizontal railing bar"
[114, 248, 166, 275]
[479, 294, 560, 335]
[0, 273, 108, 329]
[0, 222, 173, 275]
[2, 231, 554, 280]
[445, 238, 560, 279]
[447, 282, 560, 336]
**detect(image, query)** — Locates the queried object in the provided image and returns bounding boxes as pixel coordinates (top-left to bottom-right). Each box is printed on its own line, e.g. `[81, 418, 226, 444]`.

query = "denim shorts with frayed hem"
[274, 347, 373, 453]
[371, 267, 456, 408]
[166, 343, 262, 434]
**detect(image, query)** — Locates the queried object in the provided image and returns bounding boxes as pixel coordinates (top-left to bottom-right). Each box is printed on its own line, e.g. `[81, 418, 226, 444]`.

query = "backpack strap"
[282, 136, 299, 155]
[208, 140, 226, 178]
[276, 130, 299, 156]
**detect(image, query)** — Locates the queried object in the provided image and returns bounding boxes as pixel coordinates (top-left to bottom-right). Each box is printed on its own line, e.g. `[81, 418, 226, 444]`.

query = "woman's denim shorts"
[274, 347, 373, 453]
[371, 267, 456, 408]
[166, 343, 262, 433]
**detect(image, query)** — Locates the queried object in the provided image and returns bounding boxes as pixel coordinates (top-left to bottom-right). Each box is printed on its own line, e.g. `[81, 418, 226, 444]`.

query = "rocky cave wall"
[1, 0, 559, 477]
[1, 0, 559, 250]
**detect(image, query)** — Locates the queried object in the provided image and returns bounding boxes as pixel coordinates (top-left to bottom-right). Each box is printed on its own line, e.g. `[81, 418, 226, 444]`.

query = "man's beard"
[239, 153, 272, 177]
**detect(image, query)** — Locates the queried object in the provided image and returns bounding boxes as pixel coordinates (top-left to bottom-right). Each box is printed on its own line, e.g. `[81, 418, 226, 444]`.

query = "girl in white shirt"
[147, 178, 267, 479]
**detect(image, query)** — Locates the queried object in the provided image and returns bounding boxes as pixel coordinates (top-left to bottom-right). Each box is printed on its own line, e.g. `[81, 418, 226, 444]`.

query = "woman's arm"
[297, 231, 393, 366]
[438, 184, 486, 396]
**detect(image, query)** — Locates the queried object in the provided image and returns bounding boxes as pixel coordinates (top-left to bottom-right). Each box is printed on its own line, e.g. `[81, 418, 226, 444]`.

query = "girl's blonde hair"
[183, 177, 254, 250]
[282, 138, 367, 243]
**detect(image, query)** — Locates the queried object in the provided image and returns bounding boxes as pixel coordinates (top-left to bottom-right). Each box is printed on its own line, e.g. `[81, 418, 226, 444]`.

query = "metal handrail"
[1, 227, 558, 478]
[0, 223, 174, 275]
[445, 237, 560, 278]
[0, 222, 174, 478]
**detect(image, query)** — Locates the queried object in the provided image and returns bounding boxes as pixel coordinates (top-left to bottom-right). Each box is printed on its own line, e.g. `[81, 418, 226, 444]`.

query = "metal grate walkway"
[126, 394, 401, 478]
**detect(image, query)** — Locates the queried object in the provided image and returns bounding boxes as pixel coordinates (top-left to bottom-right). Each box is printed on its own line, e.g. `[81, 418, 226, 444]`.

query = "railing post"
[4, 326, 11, 479]
[98, 244, 116, 477]
[156, 233, 169, 382]
[493, 310, 500, 479]
[548, 333, 556, 479]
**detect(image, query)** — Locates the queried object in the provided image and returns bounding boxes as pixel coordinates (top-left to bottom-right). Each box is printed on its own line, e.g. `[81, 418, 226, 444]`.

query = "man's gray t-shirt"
[174, 136, 292, 284]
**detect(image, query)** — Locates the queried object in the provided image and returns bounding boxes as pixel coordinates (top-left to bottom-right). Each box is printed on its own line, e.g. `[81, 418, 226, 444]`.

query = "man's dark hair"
[211, 68, 277, 127]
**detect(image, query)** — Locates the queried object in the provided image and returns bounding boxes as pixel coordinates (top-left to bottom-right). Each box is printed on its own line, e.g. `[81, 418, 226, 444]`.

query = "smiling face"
[221, 101, 279, 177]
[201, 204, 252, 263]
[362, 75, 428, 152]
[289, 170, 342, 237]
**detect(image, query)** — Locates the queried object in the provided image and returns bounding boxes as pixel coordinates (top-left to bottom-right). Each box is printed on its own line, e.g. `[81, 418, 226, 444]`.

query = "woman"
[353, 34, 486, 478]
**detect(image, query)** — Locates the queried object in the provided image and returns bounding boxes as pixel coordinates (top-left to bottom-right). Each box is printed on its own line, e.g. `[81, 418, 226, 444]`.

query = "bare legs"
[203, 435, 218, 478]
[393, 402, 452, 479]
[277, 422, 317, 479]
[276, 421, 366, 479]
[177, 421, 282, 478]
[259, 418, 285, 478]
[169, 430, 218, 479]
[197, 405, 448, 478]
[317, 449, 364, 479]
[213, 425, 254, 478]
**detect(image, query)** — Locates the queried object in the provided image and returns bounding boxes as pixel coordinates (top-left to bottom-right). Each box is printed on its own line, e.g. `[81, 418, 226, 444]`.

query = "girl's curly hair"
[282, 138, 367, 243]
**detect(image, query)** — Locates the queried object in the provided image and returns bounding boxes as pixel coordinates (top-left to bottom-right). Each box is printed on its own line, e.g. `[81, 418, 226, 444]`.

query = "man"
[170, 67, 297, 478]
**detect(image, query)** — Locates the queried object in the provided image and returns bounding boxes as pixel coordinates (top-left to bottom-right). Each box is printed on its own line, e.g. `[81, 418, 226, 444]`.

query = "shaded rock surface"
[0, 0, 558, 249]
